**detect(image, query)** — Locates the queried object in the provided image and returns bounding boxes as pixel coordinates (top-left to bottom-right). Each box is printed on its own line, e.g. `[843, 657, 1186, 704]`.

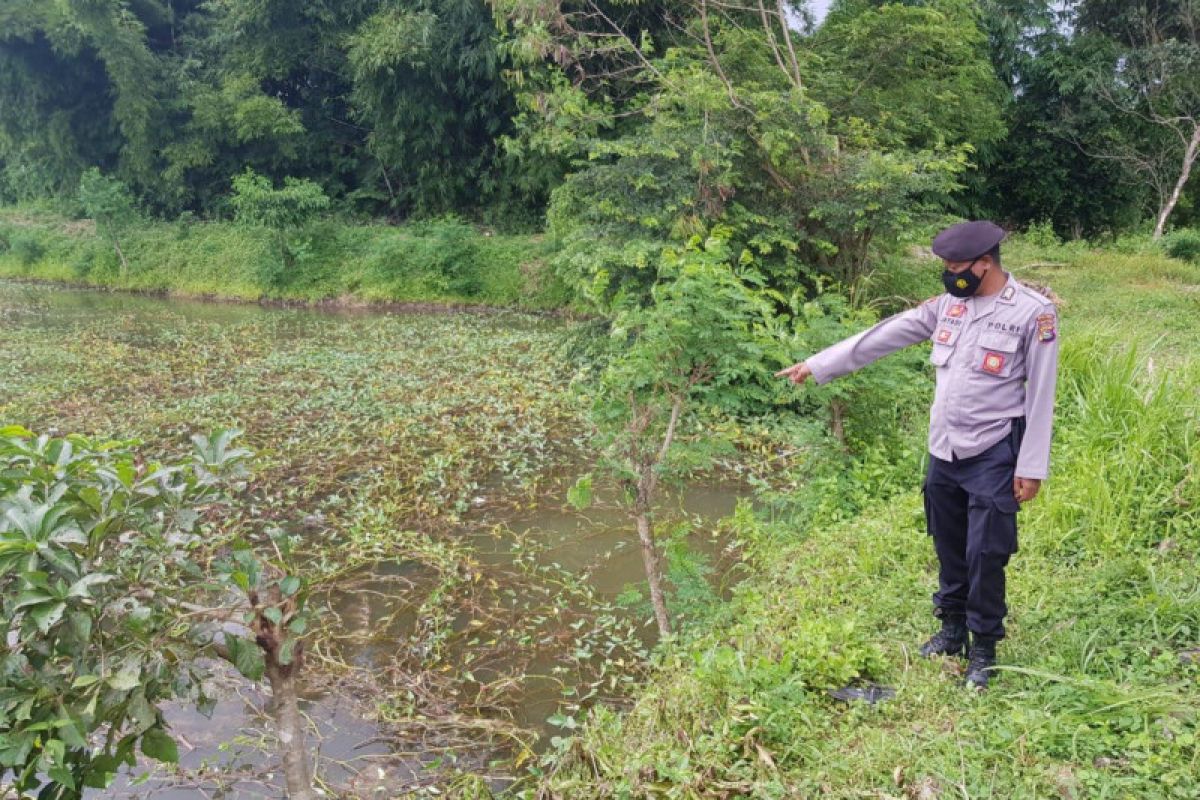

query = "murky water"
[1, 280, 751, 797]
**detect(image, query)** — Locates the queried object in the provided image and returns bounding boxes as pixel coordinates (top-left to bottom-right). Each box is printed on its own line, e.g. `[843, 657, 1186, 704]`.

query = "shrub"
[1164, 228, 1200, 263]
[9, 233, 46, 266]
[1024, 218, 1061, 248]
[364, 216, 484, 297]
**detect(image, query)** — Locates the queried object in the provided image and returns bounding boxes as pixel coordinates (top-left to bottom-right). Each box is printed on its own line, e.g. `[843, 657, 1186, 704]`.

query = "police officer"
[774, 221, 1059, 690]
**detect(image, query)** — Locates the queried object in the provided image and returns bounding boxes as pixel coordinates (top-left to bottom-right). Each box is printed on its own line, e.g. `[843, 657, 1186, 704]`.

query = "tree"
[345, 0, 525, 216]
[78, 168, 139, 275]
[0, 427, 319, 799]
[496, 0, 971, 309]
[1071, 0, 1200, 238]
[811, 0, 1007, 153]
[230, 169, 330, 282]
[966, 0, 1147, 237]
[573, 232, 783, 636]
[0, 0, 169, 200]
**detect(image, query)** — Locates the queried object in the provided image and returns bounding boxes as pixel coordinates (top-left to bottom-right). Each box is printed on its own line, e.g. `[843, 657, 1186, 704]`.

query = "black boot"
[964, 634, 999, 690]
[919, 610, 968, 658]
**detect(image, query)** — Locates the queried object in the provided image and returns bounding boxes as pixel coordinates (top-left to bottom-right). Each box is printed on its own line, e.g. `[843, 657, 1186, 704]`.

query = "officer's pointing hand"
[1014, 477, 1041, 504]
[775, 361, 813, 385]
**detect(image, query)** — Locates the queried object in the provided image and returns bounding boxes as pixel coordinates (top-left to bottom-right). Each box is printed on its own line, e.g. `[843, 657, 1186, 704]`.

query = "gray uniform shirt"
[805, 272, 1059, 479]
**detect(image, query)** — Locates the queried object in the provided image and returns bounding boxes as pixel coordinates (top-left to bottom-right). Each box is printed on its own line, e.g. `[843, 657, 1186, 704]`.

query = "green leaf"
[0, 426, 34, 439]
[225, 635, 265, 681]
[47, 765, 76, 791]
[279, 575, 300, 597]
[57, 721, 87, 750]
[139, 728, 179, 764]
[278, 638, 296, 666]
[29, 601, 66, 633]
[82, 756, 119, 789]
[67, 573, 115, 599]
[107, 669, 141, 692]
[566, 474, 593, 511]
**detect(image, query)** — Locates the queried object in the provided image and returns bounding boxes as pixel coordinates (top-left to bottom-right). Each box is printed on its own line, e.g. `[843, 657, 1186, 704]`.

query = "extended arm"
[804, 298, 941, 385]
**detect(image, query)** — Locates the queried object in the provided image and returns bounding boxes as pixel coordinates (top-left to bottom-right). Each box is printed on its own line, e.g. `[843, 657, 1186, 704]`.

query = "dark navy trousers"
[922, 418, 1025, 639]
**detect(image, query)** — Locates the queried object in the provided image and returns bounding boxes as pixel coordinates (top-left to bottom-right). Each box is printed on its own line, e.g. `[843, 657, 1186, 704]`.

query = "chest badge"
[947, 304, 966, 318]
[936, 328, 952, 344]
[982, 352, 1006, 374]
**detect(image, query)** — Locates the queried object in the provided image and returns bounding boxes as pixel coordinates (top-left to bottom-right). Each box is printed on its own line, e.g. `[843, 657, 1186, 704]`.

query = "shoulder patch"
[1035, 312, 1057, 343]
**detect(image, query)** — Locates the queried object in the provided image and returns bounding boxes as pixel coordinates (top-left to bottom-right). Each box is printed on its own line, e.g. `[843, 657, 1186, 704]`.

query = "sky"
[809, 0, 833, 24]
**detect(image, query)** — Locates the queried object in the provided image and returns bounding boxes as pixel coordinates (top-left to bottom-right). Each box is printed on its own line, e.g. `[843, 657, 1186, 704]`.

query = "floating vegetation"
[0, 281, 695, 794]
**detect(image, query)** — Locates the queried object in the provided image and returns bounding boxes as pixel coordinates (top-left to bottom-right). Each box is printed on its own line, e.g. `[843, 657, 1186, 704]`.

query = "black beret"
[931, 220, 1006, 261]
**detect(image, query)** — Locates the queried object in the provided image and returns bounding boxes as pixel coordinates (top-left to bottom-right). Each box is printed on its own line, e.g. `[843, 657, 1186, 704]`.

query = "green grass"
[534, 244, 1200, 799]
[0, 206, 571, 309]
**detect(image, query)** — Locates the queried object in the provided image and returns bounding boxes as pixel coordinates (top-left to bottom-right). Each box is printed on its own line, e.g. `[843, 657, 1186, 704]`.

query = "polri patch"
[936, 328, 952, 344]
[948, 304, 967, 318]
[1036, 312, 1057, 343]
[982, 352, 1006, 374]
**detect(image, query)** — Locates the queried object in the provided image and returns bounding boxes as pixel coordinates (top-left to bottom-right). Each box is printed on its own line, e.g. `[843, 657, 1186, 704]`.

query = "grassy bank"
[536, 245, 1200, 798]
[0, 206, 569, 309]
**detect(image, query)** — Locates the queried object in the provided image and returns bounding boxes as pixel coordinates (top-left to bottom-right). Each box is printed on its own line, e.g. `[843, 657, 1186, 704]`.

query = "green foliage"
[8, 232, 45, 266]
[356, 216, 507, 298]
[78, 168, 139, 271]
[230, 169, 330, 233]
[811, 0, 1006, 151]
[518, 0, 971, 310]
[0, 208, 557, 306]
[536, 244, 1200, 800]
[0, 427, 248, 797]
[345, 0, 527, 216]
[594, 232, 785, 428]
[230, 169, 331, 284]
[1164, 228, 1200, 262]
[78, 169, 138, 235]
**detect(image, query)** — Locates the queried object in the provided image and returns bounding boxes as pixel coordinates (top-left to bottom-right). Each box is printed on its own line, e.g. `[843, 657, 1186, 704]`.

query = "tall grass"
[534, 253, 1200, 799]
[0, 207, 569, 308]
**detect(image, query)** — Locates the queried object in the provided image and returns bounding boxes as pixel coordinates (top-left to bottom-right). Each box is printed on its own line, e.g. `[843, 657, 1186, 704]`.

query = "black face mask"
[942, 258, 984, 298]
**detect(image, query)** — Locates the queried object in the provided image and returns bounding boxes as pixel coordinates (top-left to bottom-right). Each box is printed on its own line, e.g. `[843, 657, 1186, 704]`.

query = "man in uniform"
[774, 220, 1059, 690]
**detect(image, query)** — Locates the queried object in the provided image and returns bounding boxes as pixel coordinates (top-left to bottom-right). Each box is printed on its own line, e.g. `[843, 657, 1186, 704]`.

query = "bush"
[1164, 228, 1200, 263]
[364, 216, 483, 297]
[1024, 218, 1061, 248]
[9, 233, 46, 266]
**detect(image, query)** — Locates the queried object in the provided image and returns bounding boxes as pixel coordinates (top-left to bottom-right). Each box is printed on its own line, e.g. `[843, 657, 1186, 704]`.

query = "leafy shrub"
[0, 427, 248, 794]
[8, 233, 46, 266]
[365, 215, 483, 296]
[1164, 229, 1200, 263]
[1024, 218, 1061, 248]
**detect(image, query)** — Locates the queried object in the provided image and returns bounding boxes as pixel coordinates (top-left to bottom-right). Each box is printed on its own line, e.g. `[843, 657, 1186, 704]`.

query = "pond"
[0, 280, 751, 797]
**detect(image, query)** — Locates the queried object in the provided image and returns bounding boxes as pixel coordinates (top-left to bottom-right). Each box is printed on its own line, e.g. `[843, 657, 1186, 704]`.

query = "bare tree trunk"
[265, 659, 316, 800]
[1153, 123, 1200, 239]
[830, 399, 847, 449]
[113, 238, 129, 276]
[635, 502, 671, 638]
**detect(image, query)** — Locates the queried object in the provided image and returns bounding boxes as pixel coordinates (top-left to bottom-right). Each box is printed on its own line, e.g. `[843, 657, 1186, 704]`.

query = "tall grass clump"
[0, 207, 562, 308]
[1027, 335, 1199, 559]
[1164, 228, 1200, 263]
